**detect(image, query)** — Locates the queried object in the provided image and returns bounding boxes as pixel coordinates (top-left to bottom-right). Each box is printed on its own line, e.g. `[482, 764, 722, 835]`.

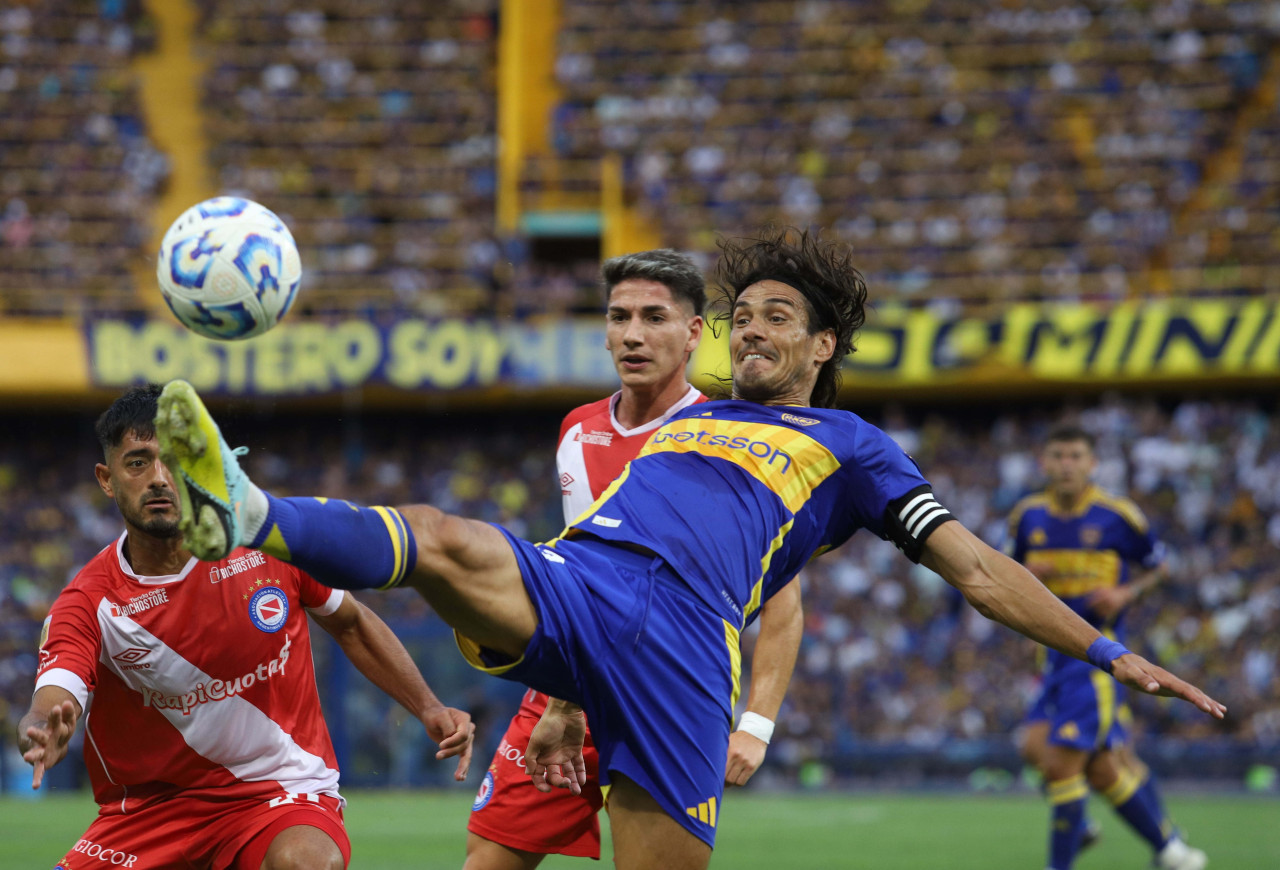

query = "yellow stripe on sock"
[1104, 769, 1142, 806]
[260, 523, 291, 561]
[1047, 774, 1089, 805]
[371, 506, 406, 589]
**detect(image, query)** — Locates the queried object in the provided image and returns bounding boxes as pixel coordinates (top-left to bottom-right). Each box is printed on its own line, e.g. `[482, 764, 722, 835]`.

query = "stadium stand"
[2, 397, 1276, 784]
[0, 0, 165, 315]
[197, 0, 501, 314]
[555, 0, 1279, 311]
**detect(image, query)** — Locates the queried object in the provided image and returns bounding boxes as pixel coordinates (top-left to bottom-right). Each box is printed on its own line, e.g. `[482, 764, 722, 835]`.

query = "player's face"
[730, 280, 835, 406]
[95, 430, 183, 539]
[1041, 438, 1097, 498]
[605, 279, 702, 392]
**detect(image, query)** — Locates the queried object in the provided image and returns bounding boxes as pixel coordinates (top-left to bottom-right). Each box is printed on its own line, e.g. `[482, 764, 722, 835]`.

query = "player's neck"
[122, 529, 192, 577]
[1048, 484, 1091, 513]
[615, 378, 690, 429]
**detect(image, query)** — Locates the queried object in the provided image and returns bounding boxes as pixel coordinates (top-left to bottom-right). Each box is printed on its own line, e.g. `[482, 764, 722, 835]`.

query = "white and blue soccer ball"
[156, 196, 302, 340]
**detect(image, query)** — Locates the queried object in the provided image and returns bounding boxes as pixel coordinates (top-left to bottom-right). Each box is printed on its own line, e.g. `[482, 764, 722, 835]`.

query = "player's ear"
[95, 461, 113, 498]
[686, 315, 703, 352]
[812, 328, 836, 365]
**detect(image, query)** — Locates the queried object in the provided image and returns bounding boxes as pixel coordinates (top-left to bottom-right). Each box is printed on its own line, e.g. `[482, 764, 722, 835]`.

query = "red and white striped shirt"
[36, 533, 344, 812]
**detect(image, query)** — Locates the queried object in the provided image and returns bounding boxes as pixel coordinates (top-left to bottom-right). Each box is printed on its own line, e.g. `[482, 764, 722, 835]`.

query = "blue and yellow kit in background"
[456, 400, 955, 847]
[1008, 484, 1164, 751]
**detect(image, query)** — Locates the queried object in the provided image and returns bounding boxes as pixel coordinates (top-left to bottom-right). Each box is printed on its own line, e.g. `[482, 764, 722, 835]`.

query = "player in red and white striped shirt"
[19, 386, 475, 870]
[464, 250, 804, 869]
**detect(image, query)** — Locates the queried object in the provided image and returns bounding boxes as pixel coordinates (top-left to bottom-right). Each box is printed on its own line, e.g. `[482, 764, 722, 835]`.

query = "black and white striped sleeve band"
[884, 484, 955, 563]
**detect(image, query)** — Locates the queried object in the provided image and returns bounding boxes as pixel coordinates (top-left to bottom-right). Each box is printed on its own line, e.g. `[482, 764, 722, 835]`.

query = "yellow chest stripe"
[638, 418, 840, 514]
[1029, 549, 1122, 598]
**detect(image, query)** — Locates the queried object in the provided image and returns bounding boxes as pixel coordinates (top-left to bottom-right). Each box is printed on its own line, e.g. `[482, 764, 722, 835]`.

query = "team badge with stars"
[1029, 528, 1047, 547]
[1080, 525, 1102, 547]
[248, 585, 289, 633]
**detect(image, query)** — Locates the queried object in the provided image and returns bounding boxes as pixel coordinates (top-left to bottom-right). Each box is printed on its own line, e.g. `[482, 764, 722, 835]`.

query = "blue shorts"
[1028, 659, 1128, 752]
[454, 529, 741, 848]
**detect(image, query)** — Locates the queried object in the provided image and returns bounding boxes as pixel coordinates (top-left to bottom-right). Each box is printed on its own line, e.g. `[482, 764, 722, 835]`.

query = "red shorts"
[55, 788, 350, 870]
[467, 710, 604, 858]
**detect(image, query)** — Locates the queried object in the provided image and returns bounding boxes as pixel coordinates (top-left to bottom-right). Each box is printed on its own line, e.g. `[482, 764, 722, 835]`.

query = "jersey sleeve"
[296, 568, 344, 615]
[35, 587, 101, 710]
[851, 424, 955, 563]
[1114, 500, 1164, 570]
[1005, 502, 1030, 562]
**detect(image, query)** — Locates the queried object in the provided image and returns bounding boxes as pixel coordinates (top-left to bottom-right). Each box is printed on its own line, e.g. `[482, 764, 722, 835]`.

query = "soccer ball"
[156, 196, 302, 340]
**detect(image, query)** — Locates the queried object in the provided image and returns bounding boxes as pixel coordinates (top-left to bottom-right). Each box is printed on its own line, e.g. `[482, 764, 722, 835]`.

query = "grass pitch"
[2, 789, 1276, 868]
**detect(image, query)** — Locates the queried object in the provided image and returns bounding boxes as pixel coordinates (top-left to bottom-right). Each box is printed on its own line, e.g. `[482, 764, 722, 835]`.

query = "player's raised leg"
[155, 379, 537, 659]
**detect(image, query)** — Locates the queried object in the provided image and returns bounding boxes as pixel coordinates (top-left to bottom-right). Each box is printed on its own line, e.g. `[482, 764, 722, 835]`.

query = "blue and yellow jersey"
[1007, 484, 1163, 665]
[561, 400, 953, 628]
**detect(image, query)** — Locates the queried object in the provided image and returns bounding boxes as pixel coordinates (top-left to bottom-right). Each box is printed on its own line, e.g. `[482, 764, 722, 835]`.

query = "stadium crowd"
[2, 394, 1276, 786]
[0, 0, 165, 315]
[7, 0, 1279, 318]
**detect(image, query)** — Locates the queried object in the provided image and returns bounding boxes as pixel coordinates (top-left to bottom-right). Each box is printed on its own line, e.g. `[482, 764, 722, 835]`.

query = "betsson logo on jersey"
[140, 635, 291, 716]
[650, 430, 794, 474]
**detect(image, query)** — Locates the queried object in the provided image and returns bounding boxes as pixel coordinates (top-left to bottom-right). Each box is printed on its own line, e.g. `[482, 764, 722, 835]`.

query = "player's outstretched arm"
[312, 592, 475, 780]
[525, 698, 588, 795]
[919, 522, 1226, 719]
[727, 577, 802, 787]
[18, 686, 83, 789]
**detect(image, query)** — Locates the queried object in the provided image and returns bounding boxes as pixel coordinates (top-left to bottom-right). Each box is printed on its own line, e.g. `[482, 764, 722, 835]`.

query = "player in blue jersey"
[1009, 425, 1207, 870]
[153, 227, 1225, 870]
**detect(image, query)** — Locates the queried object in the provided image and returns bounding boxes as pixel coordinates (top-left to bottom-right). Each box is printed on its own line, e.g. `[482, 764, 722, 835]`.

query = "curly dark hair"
[713, 227, 868, 408]
[94, 384, 163, 458]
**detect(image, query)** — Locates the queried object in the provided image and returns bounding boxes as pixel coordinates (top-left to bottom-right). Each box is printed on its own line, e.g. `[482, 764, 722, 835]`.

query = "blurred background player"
[464, 248, 803, 869]
[19, 385, 475, 870]
[154, 227, 1224, 870]
[1007, 424, 1207, 870]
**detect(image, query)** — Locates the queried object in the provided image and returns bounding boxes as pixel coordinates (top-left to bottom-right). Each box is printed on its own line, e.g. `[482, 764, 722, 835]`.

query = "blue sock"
[249, 494, 417, 590]
[1047, 775, 1088, 869]
[1107, 768, 1173, 851]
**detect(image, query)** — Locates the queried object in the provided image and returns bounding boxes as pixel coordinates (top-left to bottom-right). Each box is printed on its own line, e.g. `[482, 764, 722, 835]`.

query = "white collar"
[115, 531, 199, 586]
[608, 384, 702, 438]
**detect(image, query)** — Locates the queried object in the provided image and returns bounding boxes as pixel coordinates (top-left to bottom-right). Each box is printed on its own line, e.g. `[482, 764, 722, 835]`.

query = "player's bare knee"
[398, 505, 472, 575]
[261, 828, 344, 870]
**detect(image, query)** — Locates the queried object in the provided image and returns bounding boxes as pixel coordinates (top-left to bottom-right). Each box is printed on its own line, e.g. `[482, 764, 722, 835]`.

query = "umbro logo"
[112, 647, 153, 671]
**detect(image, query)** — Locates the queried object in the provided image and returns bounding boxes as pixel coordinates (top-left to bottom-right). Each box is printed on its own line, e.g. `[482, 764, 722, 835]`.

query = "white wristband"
[735, 711, 774, 744]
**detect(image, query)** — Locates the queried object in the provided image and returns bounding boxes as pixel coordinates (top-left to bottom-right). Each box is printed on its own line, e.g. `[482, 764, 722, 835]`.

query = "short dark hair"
[1045, 423, 1096, 450]
[95, 384, 163, 458]
[714, 226, 868, 409]
[602, 249, 706, 318]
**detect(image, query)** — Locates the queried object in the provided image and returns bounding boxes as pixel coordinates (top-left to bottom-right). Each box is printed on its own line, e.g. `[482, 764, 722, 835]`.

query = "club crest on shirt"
[248, 586, 289, 633]
[472, 770, 495, 811]
[1080, 525, 1103, 547]
[1029, 528, 1048, 547]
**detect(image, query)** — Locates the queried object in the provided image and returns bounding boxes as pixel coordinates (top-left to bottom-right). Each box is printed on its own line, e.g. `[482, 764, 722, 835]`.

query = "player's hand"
[1110, 653, 1226, 719]
[525, 705, 588, 795]
[422, 706, 475, 781]
[22, 700, 78, 790]
[1086, 586, 1132, 621]
[725, 731, 767, 787]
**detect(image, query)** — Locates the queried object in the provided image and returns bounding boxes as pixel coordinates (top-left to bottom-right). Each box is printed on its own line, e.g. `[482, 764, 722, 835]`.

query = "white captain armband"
[884, 484, 955, 563]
